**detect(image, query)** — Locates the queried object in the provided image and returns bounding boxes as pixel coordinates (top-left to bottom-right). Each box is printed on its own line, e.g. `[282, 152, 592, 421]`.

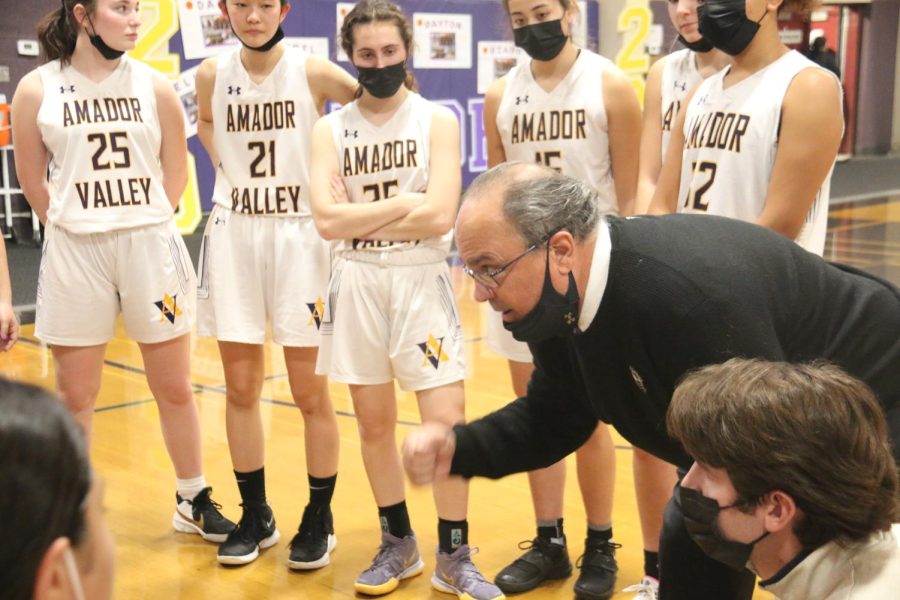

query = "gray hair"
[463, 162, 600, 246]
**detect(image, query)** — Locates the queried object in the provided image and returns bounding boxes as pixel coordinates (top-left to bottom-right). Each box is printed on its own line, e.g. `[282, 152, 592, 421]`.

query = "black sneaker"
[573, 539, 620, 600]
[172, 487, 236, 543]
[287, 503, 337, 570]
[494, 536, 572, 594]
[216, 502, 281, 566]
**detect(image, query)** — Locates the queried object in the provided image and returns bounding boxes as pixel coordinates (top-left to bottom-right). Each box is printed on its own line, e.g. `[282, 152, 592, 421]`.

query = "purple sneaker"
[432, 545, 506, 600]
[355, 531, 425, 596]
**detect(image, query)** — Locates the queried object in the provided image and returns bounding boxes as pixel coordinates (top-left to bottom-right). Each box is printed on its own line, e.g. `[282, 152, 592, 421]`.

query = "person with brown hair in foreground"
[669, 359, 899, 599]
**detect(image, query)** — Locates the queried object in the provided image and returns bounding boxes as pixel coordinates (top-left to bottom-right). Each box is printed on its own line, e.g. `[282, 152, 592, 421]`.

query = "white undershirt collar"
[577, 217, 612, 332]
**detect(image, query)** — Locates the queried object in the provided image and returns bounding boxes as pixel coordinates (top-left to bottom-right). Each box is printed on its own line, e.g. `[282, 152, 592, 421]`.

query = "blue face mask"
[675, 484, 769, 571]
[503, 244, 580, 343]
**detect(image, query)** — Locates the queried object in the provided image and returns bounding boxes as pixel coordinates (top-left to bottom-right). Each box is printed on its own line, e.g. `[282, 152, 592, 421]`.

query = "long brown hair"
[37, 0, 96, 65]
[668, 359, 899, 549]
[339, 0, 418, 99]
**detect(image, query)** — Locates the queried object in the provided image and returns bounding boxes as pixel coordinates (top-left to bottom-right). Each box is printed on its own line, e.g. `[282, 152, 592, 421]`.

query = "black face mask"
[86, 14, 125, 60]
[698, 0, 767, 56]
[675, 484, 770, 571]
[513, 19, 568, 62]
[677, 34, 715, 53]
[504, 244, 580, 343]
[356, 62, 407, 99]
[241, 26, 285, 53]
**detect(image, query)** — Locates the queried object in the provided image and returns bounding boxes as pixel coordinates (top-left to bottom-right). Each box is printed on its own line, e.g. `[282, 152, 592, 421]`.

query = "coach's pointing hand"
[402, 422, 456, 485]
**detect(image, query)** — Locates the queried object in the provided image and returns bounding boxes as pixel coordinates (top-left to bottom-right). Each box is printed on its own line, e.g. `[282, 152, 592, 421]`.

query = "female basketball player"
[634, 0, 729, 212]
[647, 0, 843, 256]
[310, 2, 502, 599]
[194, 0, 356, 568]
[11, 0, 234, 544]
[482, 2, 641, 598]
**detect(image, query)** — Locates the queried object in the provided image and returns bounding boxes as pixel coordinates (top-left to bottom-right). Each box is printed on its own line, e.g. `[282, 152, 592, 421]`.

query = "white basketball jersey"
[496, 50, 618, 215]
[328, 92, 451, 257]
[677, 51, 836, 255]
[211, 47, 320, 216]
[660, 49, 702, 162]
[36, 57, 172, 233]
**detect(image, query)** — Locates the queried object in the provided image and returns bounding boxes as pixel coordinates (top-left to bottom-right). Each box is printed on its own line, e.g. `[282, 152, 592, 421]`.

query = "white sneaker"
[622, 576, 659, 600]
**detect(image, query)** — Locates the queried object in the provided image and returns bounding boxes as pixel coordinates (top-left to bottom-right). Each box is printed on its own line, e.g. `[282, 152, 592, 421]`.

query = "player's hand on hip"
[402, 422, 456, 485]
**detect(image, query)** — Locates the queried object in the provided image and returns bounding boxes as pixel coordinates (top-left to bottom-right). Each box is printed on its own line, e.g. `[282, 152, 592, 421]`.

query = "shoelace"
[575, 541, 622, 571]
[516, 537, 551, 551]
[292, 507, 326, 546]
[365, 541, 406, 576]
[192, 491, 224, 513]
[231, 503, 268, 541]
[509, 537, 560, 570]
[448, 547, 491, 587]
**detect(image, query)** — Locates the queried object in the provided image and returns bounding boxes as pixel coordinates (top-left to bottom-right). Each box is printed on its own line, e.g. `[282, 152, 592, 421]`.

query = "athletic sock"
[176, 475, 207, 502]
[537, 517, 565, 545]
[308, 473, 337, 507]
[586, 522, 613, 544]
[644, 549, 660, 580]
[235, 467, 266, 505]
[377, 501, 413, 538]
[438, 518, 468, 554]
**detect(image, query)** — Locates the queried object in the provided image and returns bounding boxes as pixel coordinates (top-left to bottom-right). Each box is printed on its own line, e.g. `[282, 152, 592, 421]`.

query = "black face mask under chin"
[503, 244, 580, 343]
[241, 26, 285, 53]
[675, 484, 770, 571]
[86, 14, 125, 60]
[698, 0, 768, 56]
[513, 19, 569, 62]
[356, 62, 408, 99]
[677, 34, 715, 53]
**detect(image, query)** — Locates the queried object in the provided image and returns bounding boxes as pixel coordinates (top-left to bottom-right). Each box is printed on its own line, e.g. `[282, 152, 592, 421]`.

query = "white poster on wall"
[177, 0, 239, 60]
[646, 24, 664, 55]
[284, 37, 330, 58]
[172, 65, 200, 139]
[336, 2, 356, 62]
[573, 1, 589, 48]
[413, 13, 473, 69]
[476, 41, 526, 94]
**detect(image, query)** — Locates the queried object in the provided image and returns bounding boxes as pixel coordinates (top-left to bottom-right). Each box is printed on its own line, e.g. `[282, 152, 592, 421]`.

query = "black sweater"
[451, 214, 900, 477]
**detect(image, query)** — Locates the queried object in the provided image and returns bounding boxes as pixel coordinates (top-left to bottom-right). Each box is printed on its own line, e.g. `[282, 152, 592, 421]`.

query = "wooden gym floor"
[4, 195, 900, 600]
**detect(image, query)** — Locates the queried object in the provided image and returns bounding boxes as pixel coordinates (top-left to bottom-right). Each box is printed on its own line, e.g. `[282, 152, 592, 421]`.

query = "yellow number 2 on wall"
[616, 0, 652, 105]
[134, 0, 202, 235]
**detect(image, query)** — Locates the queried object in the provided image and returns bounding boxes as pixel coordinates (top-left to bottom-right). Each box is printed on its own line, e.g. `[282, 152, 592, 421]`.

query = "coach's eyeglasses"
[463, 231, 557, 289]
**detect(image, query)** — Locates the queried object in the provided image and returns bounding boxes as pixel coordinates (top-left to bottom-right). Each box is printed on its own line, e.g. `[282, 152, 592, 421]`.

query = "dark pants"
[658, 492, 757, 600]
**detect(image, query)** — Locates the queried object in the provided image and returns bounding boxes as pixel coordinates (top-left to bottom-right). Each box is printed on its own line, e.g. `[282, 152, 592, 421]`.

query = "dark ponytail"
[37, 1, 92, 65]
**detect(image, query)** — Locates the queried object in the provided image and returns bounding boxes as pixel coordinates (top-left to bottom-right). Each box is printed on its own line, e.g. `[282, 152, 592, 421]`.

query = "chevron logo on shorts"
[418, 334, 448, 370]
[307, 297, 325, 329]
[154, 293, 182, 325]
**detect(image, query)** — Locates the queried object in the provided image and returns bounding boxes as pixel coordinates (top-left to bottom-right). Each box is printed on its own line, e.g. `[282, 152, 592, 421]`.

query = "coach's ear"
[33, 537, 74, 600]
[219, 1, 228, 19]
[761, 490, 798, 534]
[548, 230, 576, 274]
